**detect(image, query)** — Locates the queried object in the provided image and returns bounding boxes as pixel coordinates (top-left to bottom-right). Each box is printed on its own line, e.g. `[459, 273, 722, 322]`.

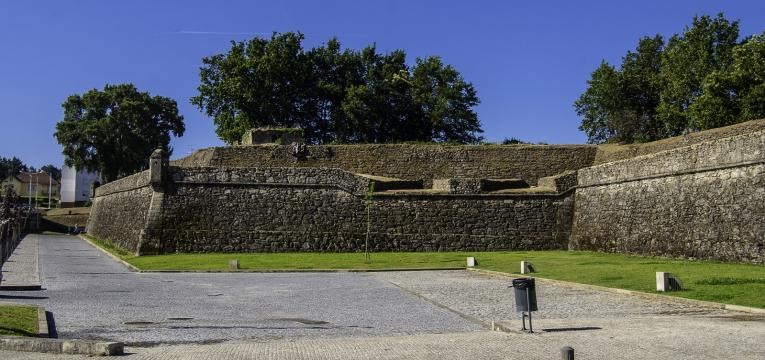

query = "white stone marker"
[656, 272, 671, 291]
[467, 257, 477, 267]
[229, 259, 240, 270]
[521, 261, 536, 274]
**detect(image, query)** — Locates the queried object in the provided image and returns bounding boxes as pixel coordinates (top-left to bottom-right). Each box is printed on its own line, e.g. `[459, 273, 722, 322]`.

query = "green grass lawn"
[129, 251, 469, 271]
[82, 235, 765, 309]
[0, 305, 38, 336]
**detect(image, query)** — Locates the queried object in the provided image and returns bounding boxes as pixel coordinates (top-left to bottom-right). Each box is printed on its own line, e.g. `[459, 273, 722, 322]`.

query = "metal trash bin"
[512, 277, 537, 312]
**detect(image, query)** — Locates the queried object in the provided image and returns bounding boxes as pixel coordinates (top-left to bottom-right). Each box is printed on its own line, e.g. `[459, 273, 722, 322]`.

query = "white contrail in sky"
[172, 30, 273, 35]
[172, 30, 363, 38]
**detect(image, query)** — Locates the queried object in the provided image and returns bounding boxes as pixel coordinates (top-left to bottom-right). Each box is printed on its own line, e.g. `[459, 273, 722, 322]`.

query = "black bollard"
[561, 346, 574, 360]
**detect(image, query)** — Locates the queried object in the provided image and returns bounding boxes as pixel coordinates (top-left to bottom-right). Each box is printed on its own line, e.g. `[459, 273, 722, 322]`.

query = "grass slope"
[0, 305, 38, 336]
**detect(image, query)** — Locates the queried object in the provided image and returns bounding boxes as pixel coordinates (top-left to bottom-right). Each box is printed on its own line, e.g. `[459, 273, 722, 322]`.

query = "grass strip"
[81, 234, 765, 308]
[475, 251, 765, 309]
[0, 305, 38, 337]
[81, 234, 135, 260]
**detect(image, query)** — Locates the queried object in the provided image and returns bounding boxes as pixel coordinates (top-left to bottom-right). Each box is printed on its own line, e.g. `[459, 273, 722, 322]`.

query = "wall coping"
[579, 130, 765, 187]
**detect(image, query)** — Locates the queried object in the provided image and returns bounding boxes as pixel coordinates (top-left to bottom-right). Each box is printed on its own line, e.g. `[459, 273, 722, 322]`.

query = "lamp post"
[27, 172, 31, 208]
[47, 171, 52, 209]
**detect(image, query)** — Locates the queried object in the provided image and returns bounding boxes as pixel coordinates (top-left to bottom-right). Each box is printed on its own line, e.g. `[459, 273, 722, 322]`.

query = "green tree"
[0, 156, 29, 180]
[192, 32, 482, 144]
[40, 165, 61, 182]
[658, 14, 740, 135]
[689, 32, 765, 128]
[575, 36, 664, 144]
[191, 32, 316, 144]
[411, 56, 482, 143]
[54, 84, 185, 182]
[574, 62, 623, 143]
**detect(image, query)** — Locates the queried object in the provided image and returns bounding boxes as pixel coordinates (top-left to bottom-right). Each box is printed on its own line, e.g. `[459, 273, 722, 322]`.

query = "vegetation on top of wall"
[191, 32, 482, 145]
[54, 83, 185, 183]
[576, 13, 765, 144]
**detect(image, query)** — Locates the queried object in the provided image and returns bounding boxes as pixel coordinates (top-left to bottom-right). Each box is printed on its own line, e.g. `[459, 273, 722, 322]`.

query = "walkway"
[1, 234, 763, 359]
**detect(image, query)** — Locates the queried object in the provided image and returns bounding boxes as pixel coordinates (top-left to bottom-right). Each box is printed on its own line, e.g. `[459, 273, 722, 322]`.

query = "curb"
[0, 337, 124, 356]
[467, 268, 765, 315]
[139, 267, 467, 273]
[0, 284, 42, 291]
[36, 306, 48, 338]
[77, 235, 140, 272]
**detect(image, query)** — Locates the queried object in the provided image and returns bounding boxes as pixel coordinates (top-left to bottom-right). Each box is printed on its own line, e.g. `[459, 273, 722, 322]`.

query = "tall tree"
[575, 13, 758, 144]
[0, 156, 29, 180]
[191, 32, 317, 144]
[689, 32, 765, 129]
[575, 62, 623, 143]
[192, 32, 482, 144]
[54, 84, 185, 182]
[658, 14, 740, 135]
[412, 56, 482, 144]
[575, 36, 664, 144]
[40, 165, 62, 182]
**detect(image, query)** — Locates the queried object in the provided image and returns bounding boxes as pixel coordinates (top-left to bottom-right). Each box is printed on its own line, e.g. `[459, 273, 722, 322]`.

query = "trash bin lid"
[512, 277, 534, 289]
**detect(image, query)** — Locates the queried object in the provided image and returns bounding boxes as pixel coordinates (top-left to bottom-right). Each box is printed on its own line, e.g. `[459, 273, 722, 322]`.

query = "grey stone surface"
[173, 143, 598, 188]
[90, 166, 575, 255]
[2, 269, 764, 359]
[0, 235, 40, 289]
[0, 337, 123, 356]
[572, 131, 765, 263]
[88, 121, 765, 263]
[0, 235, 479, 346]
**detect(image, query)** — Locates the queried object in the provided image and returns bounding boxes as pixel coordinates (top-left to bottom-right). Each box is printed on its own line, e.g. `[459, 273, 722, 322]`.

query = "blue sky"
[1, 0, 764, 168]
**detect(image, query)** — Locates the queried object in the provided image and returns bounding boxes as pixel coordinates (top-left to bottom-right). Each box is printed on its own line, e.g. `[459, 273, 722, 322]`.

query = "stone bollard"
[656, 272, 682, 291]
[466, 257, 477, 267]
[229, 259, 240, 270]
[561, 346, 574, 360]
[520, 261, 536, 274]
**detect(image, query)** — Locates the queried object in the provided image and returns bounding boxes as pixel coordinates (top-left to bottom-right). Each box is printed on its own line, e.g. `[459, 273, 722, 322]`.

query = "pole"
[526, 287, 533, 333]
[561, 346, 574, 360]
[27, 173, 31, 207]
[47, 172, 52, 209]
[35, 173, 39, 208]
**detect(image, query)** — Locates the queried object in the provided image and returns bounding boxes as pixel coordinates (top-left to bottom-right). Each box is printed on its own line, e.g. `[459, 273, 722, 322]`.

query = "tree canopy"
[40, 165, 61, 182]
[54, 84, 185, 182]
[576, 14, 764, 144]
[191, 32, 482, 145]
[0, 156, 30, 180]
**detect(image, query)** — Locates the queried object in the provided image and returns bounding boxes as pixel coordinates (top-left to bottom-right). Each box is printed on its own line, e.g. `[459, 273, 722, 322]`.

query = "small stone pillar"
[149, 148, 168, 192]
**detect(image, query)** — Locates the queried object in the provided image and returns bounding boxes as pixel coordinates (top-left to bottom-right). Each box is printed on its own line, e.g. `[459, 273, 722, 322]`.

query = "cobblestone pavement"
[0, 234, 39, 288]
[0, 235, 478, 345]
[375, 270, 765, 359]
[1, 236, 763, 359]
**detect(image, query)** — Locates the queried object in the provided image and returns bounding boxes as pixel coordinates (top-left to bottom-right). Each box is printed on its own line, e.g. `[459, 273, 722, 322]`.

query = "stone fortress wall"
[87, 119, 765, 264]
[173, 143, 597, 187]
[571, 130, 765, 263]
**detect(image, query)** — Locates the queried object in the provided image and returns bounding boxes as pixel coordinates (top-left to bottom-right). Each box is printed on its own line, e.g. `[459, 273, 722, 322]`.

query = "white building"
[60, 166, 101, 207]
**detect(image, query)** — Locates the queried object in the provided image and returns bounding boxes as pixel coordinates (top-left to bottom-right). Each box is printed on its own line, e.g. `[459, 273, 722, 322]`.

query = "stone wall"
[571, 131, 765, 264]
[87, 119, 765, 263]
[593, 118, 765, 164]
[87, 171, 152, 252]
[147, 167, 572, 254]
[174, 144, 597, 187]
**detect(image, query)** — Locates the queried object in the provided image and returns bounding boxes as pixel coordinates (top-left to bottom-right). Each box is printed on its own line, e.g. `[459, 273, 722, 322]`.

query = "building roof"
[13, 172, 60, 186]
